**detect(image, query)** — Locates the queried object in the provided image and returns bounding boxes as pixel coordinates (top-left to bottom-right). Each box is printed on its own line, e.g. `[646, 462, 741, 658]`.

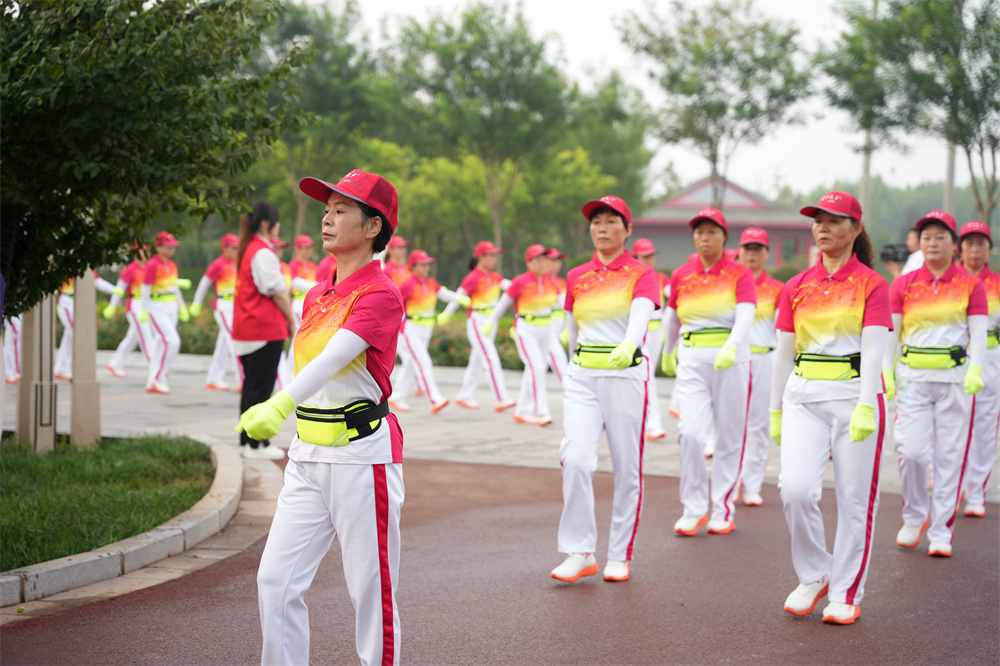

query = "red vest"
[233, 235, 288, 342]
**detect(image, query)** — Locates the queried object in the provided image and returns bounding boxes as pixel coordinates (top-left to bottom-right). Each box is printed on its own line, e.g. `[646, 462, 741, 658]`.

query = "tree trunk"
[709, 155, 722, 209]
[943, 141, 955, 214]
[860, 127, 873, 219]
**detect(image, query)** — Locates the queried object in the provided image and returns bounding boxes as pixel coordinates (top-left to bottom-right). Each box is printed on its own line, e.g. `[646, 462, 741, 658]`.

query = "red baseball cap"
[219, 233, 238, 249]
[959, 220, 992, 241]
[916, 210, 957, 235]
[474, 241, 503, 257]
[294, 234, 315, 248]
[724, 248, 739, 260]
[545, 247, 567, 260]
[271, 237, 290, 249]
[582, 195, 632, 224]
[524, 244, 548, 262]
[632, 238, 657, 257]
[154, 231, 179, 247]
[387, 236, 412, 249]
[130, 241, 148, 252]
[407, 249, 437, 266]
[738, 227, 770, 248]
[800, 191, 863, 220]
[689, 208, 728, 233]
[299, 170, 399, 232]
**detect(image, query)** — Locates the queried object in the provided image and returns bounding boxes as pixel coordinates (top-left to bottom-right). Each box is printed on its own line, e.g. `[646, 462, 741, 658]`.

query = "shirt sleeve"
[142, 260, 157, 285]
[340, 286, 404, 354]
[667, 272, 681, 309]
[862, 276, 893, 328]
[204, 259, 223, 282]
[632, 266, 661, 308]
[506, 275, 525, 301]
[251, 250, 287, 297]
[968, 280, 989, 316]
[460, 272, 478, 295]
[563, 274, 577, 313]
[398, 279, 415, 302]
[775, 278, 796, 332]
[734, 267, 757, 305]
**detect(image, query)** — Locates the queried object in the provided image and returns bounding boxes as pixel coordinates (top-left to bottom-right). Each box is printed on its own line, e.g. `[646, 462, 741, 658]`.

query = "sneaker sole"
[455, 400, 480, 410]
[494, 402, 516, 412]
[784, 584, 829, 616]
[512, 415, 534, 425]
[822, 605, 860, 625]
[205, 384, 229, 391]
[430, 400, 449, 414]
[928, 548, 952, 557]
[106, 366, 126, 378]
[388, 400, 410, 412]
[964, 508, 985, 518]
[551, 563, 599, 582]
[674, 515, 709, 536]
[742, 497, 763, 507]
[707, 522, 736, 534]
[896, 518, 930, 548]
[538, 418, 552, 427]
[603, 571, 629, 582]
[646, 432, 666, 440]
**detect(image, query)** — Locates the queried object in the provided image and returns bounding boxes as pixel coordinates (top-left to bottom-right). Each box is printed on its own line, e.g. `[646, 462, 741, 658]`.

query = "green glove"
[436, 312, 452, 327]
[849, 403, 876, 442]
[713, 342, 737, 370]
[176, 278, 192, 290]
[112, 287, 126, 298]
[965, 364, 985, 395]
[607, 341, 637, 369]
[177, 304, 190, 322]
[661, 348, 677, 377]
[882, 368, 896, 400]
[769, 409, 782, 446]
[102, 304, 117, 320]
[559, 328, 569, 347]
[456, 295, 471, 308]
[189, 303, 202, 318]
[508, 325, 516, 340]
[552, 310, 566, 320]
[137, 309, 150, 323]
[235, 390, 296, 441]
[482, 321, 494, 338]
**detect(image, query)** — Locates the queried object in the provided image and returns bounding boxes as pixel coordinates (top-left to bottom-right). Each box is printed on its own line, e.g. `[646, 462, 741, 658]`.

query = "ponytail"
[853, 223, 875, 268]
[236, 201, 280, 270]
[467, 255, 478, 271]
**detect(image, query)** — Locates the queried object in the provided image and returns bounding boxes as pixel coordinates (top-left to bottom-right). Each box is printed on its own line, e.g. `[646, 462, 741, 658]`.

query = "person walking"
[233, 203, 295, 460]
[631, 238, 671, 440]
[3, 315, 22, 384]
[383, 236, 412, 287]
[545, 247, 570, 383]
[551, 195, 659, 584]
[105, 244, 152, 378]
[661, 208, 756, 536]
[189, 233, 241, 391]
[288, 234, 318, 330]
[770, 191, 890, 625]
[885, 210, 988, 557]
[54, 271, 120, 381]
[138, 232, 190, 393]
[238, 169, 404, 666]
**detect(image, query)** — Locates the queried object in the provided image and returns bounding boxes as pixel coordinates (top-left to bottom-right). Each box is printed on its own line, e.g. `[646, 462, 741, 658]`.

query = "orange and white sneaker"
[512, 413, 534, 425]
[54, 373, 73, 381]
[742, 493, 763, 507]
[414, 388, 424, 397]
[603, 560, 629, 582]
[145, 380, 170, 395]
[538, 416, 553, 427]
[928, 542, 952, 557]
[430, 399, 449, 414]
[964, 503, 986, 518]
[5, 375, 19, 384]
[106, 365, 126, 379]
[821, 601, 860, 625]
[674, 514, 708, 536]
[646, 428, 666, 440]
[551, 553, 598, 582]
[896, 518, 929, 548]
[455, 398, 480, 410]
[707, 519, 735, 534]
[205, 382, 229, 391]
[784, 574, 829, 616]
[703, 441, 714, 458]
[668, 408, 680, 418]
[494, 400, 516, 412]
[388, 398, 411, 412]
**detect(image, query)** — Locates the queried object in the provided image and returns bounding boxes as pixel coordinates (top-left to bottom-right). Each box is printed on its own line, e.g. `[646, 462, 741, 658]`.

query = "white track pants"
[742, 352, 775, 495]
[258, 460, 403, 666]
[514, 321, 552, 419]
[54, 294, 74, 377]
[206, 300, 240, 386]
[393, 322, 444, 405]
[641, 327, 664, 434]
[676, 358, 750, 522]
[895, 379, 974, 544]
[779, 396, 885, 605]
[108, 300, 153, 371]
[547, 318, 567, 384]
[964, 357, 1000, 506]
[4, 316, 22, 379]
[557, 371, 647, 562]
[457, 312, 509, 405]
[146, 300, 179, 386]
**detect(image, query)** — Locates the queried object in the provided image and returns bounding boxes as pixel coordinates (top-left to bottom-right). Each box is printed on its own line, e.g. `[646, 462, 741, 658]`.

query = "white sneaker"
[603, 560, 629, 582]
[707, 519, 735, 534]
[145, 380, 170, 394]
[673, 514, 708, 536]
[646, 428, 666, 440]
[242, 445, 285, 460]
[106, 364, 126, 378]
[928, 542, 952, 557]
[896, 519, 929, 548]
[822, 601, 860, 625]
[964, 503, 986, 517]
[784, 574, 829, 616]
[551, 553, 598, 582]
[703, 442, 715, 457]
[742, 492, 763, 506]
[388, 398, 410, 412]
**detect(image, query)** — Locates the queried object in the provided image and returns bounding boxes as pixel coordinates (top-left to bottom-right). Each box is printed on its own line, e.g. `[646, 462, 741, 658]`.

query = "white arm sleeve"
[192, 276, 213, 308]
[556, 293, 565, 310]
[726, 302, 756, 347]
[172, 285, 187, 307]
[624, 297, 656, 349]
[486, 293, 514, 330]
[441, 287, 469, 316]
[94, 276, 117, 295]
[284, 329, 372, 405]
[109, 280, 128, 309]
[662, 307, 681, 356]
[770, 331, 797, 411]
[141, 284, 152, 311]
[968, 314, 988, 367]
[859, 325, 889, 407]
[291, 277, 316, 293]
[566, 313, 579, 353]
[437, 287, 460, 302]
[500, 279, 511, 291]
[883, 314, 903, 370]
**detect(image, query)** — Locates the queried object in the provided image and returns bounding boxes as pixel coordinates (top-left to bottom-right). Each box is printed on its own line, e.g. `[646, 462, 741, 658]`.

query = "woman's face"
[738, 243, 769, 273]
[547, 258, 562, 276]
[812, 212, 859, 257]
[635, 254, 656, 268]
[692, 221, 726, 258]
[222, 246, 238, 261]
[322, 193, 375, 255]
[295, 245, 313, 263]
[960, 235, 991, 270]
[157, 245, 176, 260]
[920, 223, 956, 265]
[590, 211, 631, 253]
[388, 246, 407, 263]
[411, 262, 430, 278]
[527, 256, 545, 276]
[478, 253, 498, 271]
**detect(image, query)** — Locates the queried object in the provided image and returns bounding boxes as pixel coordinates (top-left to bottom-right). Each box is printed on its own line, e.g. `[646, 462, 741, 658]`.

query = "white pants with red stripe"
[779, 396, 884, 605]
[964, 356, 1000, 506]
[547, 317, 567, 384]
[557, 371, 647, 562]
[206, 300, 241, 387]
[676, 357, 750, 522]
[393, 321, 444, 404]
[108, 300, 153, 371]
[513, 320, 552, 419]
[258, 460, 403, 666]
[742, 352, 775, 495]
[4, 315, 22, 380]
[641, 325, 664, 434]
[895, 379, 974, 544]
[54, 293, 75, 377]
[145, 300, 179, 387]
[457, 311, 509, 405]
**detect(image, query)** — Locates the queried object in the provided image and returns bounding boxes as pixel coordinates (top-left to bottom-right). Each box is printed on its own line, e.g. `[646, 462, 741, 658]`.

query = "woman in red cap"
[958, 221, 1000, 517]
[383, 235, 413, 286]
[441, 240, 515, 411]
[545, 247, 569, 382]
[485, 243, 564, 426]
[390, 249, 468, 413]
[551, 195, 659, 584]
[238, 170, 404, 666]
[138, 231, 191, 394]
[52, 270, 121, 381]
[661, 208, 756, 537]
[884, 210, 988, 558]
[288, 234, 319, 329]
[631, 238, 670, 440]
[189, 233, 242, 391]
[104, 244, 151, 379]
[770, 191, 889, 625]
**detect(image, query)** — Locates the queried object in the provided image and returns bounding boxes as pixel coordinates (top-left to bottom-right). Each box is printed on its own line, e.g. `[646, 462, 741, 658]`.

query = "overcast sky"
[322, 0, 964, 201]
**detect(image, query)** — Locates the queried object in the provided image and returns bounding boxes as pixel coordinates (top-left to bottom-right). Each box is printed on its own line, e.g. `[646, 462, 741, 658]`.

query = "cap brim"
[800, 205, 852, 219]
[300, 177, 370, 210]
[689, 217, 726, 231]
[739, 240, 769, 248]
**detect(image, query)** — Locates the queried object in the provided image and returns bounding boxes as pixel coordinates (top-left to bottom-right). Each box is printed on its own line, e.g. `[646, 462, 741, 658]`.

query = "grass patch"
[0, 434, 214, 572]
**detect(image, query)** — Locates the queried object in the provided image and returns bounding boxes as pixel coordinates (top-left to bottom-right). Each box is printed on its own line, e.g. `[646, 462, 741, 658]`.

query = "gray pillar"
[71, 270, 101, 448]
[16, 297, 57, 453]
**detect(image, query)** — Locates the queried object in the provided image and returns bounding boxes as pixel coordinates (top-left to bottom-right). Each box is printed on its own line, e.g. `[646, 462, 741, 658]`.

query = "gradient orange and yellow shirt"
[120, 261, 145, 301]
[668, 255, 756, 332]
[292, 261, 404, 464]
[384, 261, 412, 288]
[60, 278, 75, 296]
[967, 266, 1000, 351]
[280, 262, 292, 289]
[398, 276, 441, 320]
[553, 276, 567, 294]
[748, 272, 784, 349]
[289, 259, 317, 300]
[142, 256, 178, 292]
[507, 272, 560, 318]
[461, 268, 505, 311]
[566, 251, 660, 348]
[205, 255, 236, 298]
